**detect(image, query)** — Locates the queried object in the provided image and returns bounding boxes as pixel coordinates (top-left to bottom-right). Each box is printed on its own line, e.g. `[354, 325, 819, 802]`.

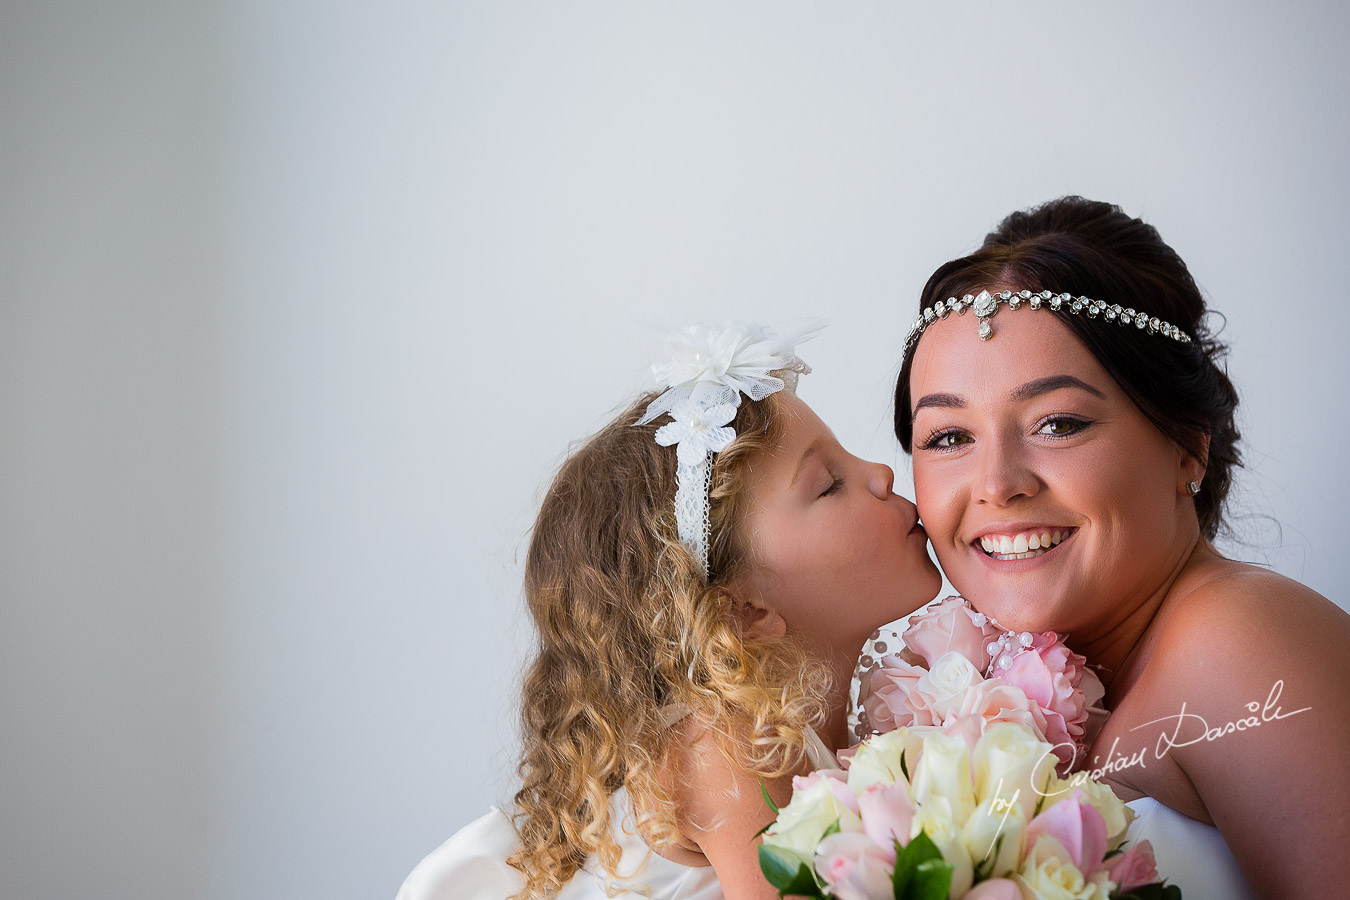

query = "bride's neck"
[1075, 535, 1213, 702]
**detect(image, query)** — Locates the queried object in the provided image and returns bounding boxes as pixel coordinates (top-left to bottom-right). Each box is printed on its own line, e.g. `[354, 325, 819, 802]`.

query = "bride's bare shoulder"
[1152, 555, 1348, 666]
[1135, 555, 1350, 896]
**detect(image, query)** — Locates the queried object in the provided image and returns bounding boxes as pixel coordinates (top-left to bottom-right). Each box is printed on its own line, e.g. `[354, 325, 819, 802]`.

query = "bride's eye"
[820, 476, 844, 497]
[1036, 415, 1092, 438]
[917, 428, 972, 452]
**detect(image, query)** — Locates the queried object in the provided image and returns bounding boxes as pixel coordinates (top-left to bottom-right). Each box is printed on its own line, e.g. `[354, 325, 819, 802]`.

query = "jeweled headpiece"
[900, 288, 1192, 364]
[637, 320, 824, 577]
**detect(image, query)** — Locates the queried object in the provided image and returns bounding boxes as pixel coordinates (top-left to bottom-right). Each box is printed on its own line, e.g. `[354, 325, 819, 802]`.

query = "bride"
[891, 195, 1350, 898]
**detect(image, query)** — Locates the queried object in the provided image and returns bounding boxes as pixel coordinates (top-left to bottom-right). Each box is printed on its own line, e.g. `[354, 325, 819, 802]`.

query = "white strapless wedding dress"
[396, 720, 841, 899]
[396, 785, 724, 900]
[1124, 797, 1256, 899]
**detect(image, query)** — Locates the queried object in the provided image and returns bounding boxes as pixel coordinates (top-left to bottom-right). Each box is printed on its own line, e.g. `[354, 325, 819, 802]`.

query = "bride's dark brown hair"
[508, 390, 830, 899]
[893, 196, 1241, 540]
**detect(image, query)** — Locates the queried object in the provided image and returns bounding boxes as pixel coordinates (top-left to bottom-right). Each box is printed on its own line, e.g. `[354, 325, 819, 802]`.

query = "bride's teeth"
[980, 527, 1075, 558]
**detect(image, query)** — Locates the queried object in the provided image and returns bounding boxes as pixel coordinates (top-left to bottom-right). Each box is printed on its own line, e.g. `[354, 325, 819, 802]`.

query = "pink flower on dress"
[1001, 633, 1100, 768]
[860, 656, 938, 732]
[901, 596, 1002, 670]
[1105, 840, 1161, 892]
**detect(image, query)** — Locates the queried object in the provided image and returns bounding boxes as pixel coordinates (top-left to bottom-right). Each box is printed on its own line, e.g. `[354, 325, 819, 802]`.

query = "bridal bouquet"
[758, 723, 1176, 899]
[859, 597, 1107, 775]
[756, 598, 1181, 899]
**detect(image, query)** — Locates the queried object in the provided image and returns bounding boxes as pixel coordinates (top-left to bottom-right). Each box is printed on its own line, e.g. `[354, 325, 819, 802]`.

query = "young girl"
[399, 322, 942, 899]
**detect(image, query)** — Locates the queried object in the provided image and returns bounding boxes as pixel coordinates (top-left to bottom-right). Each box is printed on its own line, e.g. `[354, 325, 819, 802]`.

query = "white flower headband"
[637, 320, 825, 577]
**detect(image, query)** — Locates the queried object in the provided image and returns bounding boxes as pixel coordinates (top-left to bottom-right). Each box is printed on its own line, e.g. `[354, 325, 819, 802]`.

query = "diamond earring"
[1186, 480, 1201, 496]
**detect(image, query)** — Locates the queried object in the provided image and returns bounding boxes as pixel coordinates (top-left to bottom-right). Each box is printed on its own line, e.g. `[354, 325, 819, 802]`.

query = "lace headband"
[637, 320, 824, 577]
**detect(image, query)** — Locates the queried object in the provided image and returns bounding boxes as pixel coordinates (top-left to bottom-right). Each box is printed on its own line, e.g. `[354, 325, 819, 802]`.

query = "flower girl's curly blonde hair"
[508, 389, 832, 898]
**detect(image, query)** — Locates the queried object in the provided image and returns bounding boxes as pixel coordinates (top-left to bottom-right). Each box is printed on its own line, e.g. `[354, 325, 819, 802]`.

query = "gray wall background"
[3, 2, 1346, 899]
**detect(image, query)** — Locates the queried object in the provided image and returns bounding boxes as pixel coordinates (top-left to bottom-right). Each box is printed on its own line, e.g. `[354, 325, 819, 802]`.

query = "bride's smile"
[971, 524, 1076, 561]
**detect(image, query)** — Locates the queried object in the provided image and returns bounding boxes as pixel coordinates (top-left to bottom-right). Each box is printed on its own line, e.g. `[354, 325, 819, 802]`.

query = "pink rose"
[953, 676, 1050, 734]
[857, 779, 916, 858]
[1105, 840, 1161, 892]
[861, 655, 939, 732]
[936, 712, 988, 756]
[1000, 633, 1094, 769]
[792, 768, 860, 816]
[1024, 789, 1109, 876]
[957, 878, 1021, 900]
[902, 596, 1002, 670]
[814, 831, 895, 900]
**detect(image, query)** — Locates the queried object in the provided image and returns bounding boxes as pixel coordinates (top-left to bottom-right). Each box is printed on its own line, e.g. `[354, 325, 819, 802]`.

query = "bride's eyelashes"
[916, 414, 1095, 452]
[819, 475, 844, 497]
[917, 427, 971, 452]
[1034, 413, 1094, 440]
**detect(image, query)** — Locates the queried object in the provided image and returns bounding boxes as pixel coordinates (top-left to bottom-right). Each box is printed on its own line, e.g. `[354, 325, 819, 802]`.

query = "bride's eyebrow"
[912, 392, 963, 415]
[1009, 375, 1106, 402]
[913, 375, 1106, 416]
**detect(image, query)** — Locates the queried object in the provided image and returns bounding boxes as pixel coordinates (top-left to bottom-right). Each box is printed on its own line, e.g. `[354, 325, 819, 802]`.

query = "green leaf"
[1034, 771, 1051, 816]
[821, 819, 841, 840]
[761, 779, 779, 814]
[892, 831, 945, 900]
[757, 844, 821, 896]
[905, 858, 954, 900]
[971, 832, 1004, 882]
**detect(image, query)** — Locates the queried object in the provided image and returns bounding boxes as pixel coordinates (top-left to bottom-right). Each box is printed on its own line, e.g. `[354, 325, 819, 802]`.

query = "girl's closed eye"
[820, 475, 844, 497]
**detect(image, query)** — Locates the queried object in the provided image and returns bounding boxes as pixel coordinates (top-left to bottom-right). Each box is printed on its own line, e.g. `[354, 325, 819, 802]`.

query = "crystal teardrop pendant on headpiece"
[973, 290, 996, 317]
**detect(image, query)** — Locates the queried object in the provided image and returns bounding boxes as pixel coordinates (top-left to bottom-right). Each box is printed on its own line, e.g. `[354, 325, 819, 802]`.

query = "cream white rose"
[911, 730, 976, 825]
[972, 722, 1057, 819]
[913, 803, 974, 898]
[847, 727, 925, 795]
[762, 772, 862, 859]
[961, 795, 1026, 879]
[915, 651, 985, 721]
[1014, 834, 1112, 900]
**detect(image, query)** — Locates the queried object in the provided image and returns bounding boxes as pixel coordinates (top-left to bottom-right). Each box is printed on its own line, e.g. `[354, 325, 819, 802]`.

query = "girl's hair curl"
[509, 390, 831, 898]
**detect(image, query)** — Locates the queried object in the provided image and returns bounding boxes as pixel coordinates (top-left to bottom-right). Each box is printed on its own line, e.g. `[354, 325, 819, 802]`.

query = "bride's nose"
[974, 435, 1040, 506]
